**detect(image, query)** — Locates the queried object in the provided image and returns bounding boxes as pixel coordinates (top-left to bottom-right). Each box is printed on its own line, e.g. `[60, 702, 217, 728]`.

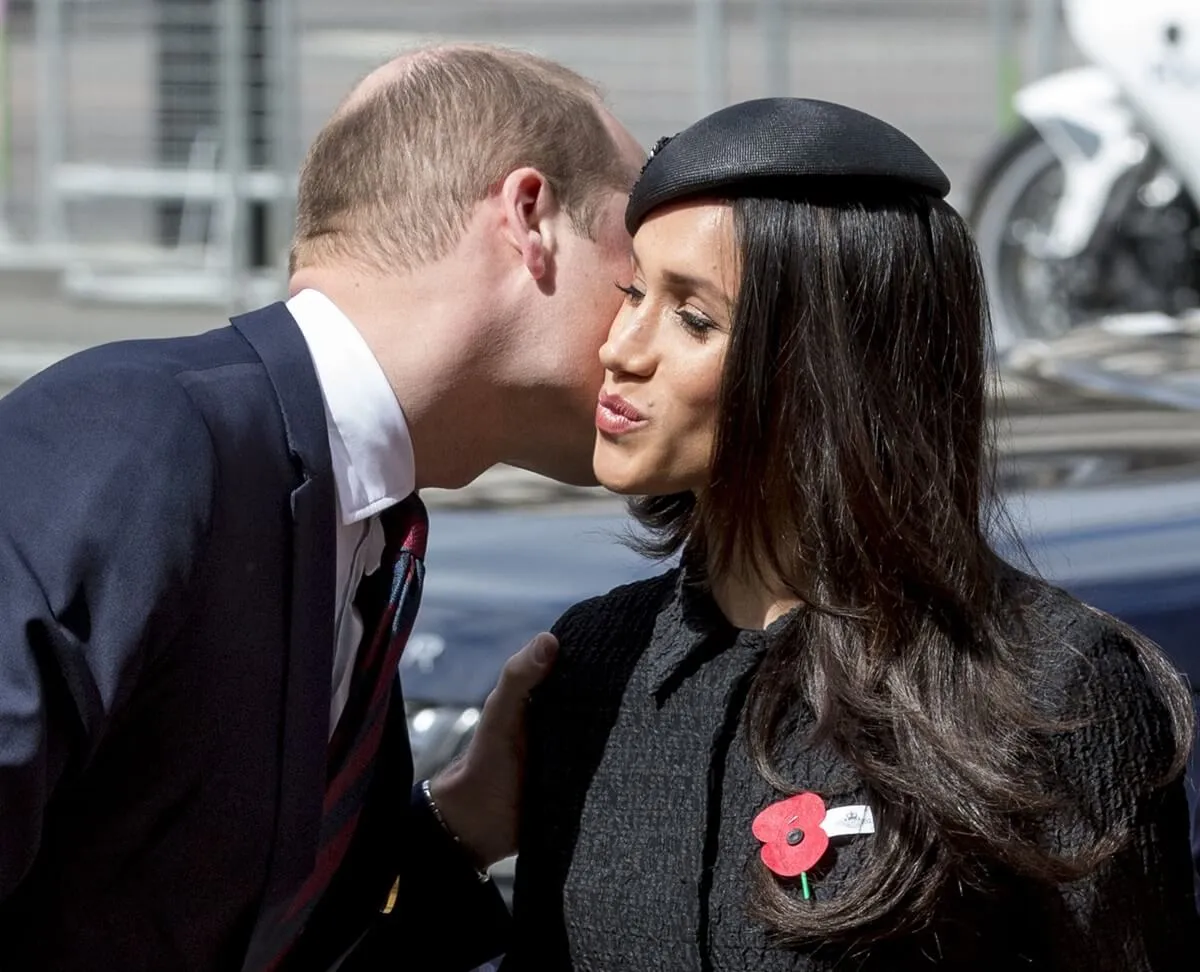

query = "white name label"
[820, 805, 876, 838]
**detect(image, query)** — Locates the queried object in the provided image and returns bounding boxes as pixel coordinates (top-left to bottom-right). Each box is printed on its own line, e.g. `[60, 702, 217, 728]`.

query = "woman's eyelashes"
[615, 281, 645, 304]
[675, 309, 717, 339]
[615, 282, 718, 340]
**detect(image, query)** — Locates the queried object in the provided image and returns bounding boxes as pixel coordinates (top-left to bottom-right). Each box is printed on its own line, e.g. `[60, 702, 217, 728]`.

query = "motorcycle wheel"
[968, 123, 1071, 351]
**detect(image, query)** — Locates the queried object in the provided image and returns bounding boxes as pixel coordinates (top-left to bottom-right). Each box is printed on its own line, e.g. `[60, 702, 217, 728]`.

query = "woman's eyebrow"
[658, 268, 728, 306]
[631, 244, 730, 307]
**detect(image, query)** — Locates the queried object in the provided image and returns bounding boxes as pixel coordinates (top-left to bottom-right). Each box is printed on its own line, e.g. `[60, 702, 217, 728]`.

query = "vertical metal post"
[1030, 0, 1061, 80]
[156, 0, 217, 249]
[0, 0, 11, 240]
[268, 0, 298, 283]
[220, 0, 248, 307]
[34, 0, 66, 244]
[761, 0, 789, 96]
[695, 0, 727, 117]
[988, 0, 1020, 132]
[245, 0, 269, 270]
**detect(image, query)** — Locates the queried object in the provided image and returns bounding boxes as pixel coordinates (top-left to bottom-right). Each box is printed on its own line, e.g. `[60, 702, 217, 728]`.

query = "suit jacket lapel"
[232, 303, 338, 970]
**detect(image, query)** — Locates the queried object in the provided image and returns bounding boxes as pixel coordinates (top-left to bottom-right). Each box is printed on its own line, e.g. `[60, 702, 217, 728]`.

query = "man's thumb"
[494, 632, 558, 703]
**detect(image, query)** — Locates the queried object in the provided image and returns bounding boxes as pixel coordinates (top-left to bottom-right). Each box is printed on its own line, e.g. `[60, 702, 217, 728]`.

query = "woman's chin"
[593, 457, 649, 496]
[593, 444, 694, 496]
[594, 472, 645, 496]
[593, 463, 689, 498]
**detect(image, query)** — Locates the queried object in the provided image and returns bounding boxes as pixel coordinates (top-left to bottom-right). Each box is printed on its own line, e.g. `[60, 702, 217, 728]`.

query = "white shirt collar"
[288, 288, 416, 525]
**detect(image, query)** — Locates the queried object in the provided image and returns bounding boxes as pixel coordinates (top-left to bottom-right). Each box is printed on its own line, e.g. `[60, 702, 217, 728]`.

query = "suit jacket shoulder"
[0, 316, 331, 970]
[0, 336, 224, 690]
[0, 336, 228, 903]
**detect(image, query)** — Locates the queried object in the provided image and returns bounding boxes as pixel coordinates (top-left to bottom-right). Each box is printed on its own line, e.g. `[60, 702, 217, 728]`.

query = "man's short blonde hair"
[290, 44, 637, 276]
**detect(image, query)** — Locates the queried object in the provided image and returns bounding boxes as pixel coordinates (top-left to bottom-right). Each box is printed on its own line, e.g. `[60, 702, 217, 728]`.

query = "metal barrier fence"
[0, 0, 1071, 309]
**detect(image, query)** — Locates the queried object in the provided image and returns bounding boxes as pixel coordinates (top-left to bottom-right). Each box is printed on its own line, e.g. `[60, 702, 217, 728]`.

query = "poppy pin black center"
[786, 828, 804, 846]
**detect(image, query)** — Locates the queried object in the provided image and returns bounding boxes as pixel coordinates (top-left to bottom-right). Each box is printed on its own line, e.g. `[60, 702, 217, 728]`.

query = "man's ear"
[499, 167, 557, 281]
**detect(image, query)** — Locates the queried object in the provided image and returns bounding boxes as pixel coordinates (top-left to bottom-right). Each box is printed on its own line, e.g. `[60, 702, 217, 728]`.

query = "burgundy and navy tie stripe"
[262, 493, 428, 970]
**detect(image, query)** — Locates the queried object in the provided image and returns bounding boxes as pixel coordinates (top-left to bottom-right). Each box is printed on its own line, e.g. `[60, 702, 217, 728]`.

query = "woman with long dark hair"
[502, 98, 1197, 970]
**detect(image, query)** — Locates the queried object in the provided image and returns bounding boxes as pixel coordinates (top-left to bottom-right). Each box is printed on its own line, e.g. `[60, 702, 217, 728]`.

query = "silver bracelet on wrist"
[420, 778, 491, 884]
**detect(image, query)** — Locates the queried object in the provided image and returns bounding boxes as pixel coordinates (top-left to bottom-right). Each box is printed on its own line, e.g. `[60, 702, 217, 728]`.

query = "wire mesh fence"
[0, 0, 1074, 306]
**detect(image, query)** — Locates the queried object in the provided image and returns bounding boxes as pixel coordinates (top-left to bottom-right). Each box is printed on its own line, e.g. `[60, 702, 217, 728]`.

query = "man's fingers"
[480, 633, 558, 727]
[500, 632, 558, 697]
[436, 634, 558, 864]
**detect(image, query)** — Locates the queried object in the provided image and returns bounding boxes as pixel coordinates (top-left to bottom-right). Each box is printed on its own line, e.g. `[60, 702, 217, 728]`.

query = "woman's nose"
[599, 307, 656, 379]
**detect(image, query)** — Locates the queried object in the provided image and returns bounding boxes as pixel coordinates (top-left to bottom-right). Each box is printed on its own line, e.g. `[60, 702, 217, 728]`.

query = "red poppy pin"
[752, 792, 829, 899]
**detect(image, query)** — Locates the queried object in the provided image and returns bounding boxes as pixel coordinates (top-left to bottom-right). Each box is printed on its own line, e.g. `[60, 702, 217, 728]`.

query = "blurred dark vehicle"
[405, 322, 1200, 903]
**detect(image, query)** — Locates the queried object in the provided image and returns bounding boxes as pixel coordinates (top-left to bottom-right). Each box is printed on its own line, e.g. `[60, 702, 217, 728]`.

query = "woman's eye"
[615, 282, 645, 303]
[676, 309, 716, 338]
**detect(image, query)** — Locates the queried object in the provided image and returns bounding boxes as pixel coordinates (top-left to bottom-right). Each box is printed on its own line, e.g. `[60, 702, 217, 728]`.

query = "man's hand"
[428, 632, 558, 868]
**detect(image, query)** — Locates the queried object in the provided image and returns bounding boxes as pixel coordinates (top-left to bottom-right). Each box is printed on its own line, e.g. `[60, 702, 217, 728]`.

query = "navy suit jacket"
[0, 304, 509, 970]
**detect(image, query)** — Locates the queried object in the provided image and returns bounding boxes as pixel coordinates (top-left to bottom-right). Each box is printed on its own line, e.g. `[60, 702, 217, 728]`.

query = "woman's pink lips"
[596, 392, 647, 435]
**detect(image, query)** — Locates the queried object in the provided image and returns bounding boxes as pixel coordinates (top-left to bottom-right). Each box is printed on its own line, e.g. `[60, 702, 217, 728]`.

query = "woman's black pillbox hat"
[626, 97, 951, 234]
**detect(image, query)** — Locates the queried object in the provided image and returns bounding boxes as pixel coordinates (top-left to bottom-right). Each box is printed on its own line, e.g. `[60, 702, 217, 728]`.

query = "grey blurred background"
[0, 0, 1072, 310]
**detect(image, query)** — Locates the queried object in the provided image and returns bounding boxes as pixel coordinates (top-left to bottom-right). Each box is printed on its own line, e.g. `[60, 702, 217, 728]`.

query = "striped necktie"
[262, 493, 429, 970]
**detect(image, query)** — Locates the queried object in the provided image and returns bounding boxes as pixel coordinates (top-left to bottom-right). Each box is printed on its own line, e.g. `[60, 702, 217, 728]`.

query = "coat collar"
[644, 555, 800, 699]
[231, 302, 339, 969]
[233, 301, 335, 485]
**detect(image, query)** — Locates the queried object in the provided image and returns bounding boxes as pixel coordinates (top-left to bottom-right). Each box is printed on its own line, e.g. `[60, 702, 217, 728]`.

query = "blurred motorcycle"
[970, 0, 1200, 352]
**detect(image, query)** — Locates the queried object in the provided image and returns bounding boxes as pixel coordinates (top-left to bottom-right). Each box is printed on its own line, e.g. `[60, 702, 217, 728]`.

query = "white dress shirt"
[288, 288, 416, 734]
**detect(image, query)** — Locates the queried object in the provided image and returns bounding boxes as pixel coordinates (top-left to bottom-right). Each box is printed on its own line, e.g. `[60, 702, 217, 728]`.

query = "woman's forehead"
[632, 201, 739, 300]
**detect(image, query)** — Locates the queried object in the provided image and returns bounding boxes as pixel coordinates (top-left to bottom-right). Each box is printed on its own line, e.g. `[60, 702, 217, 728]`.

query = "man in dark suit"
[0, 44, 644, 971]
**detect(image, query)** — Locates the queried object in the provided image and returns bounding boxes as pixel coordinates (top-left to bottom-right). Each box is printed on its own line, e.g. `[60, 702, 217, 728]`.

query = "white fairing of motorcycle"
[1066, 0, 1200, 200]
[1014, 1, 1200, 261]
[1013, 68, 1146, 260]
